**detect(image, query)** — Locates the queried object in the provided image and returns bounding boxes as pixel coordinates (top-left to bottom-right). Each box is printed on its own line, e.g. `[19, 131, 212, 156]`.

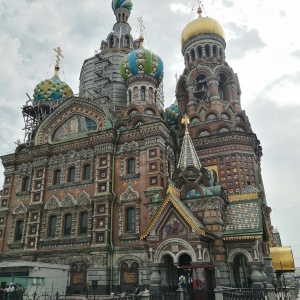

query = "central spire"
[177, 115, 202, 171]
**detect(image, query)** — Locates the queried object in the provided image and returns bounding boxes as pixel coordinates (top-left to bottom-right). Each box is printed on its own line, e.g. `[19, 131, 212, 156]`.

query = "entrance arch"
[161, 254, 178, 291]
[232, 254, 251, 288]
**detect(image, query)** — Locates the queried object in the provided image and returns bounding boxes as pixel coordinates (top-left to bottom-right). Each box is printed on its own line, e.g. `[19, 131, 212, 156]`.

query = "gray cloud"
[226, 23, 266, 59]
[290, 50, 300, 59]
[222, 0, 234, 8]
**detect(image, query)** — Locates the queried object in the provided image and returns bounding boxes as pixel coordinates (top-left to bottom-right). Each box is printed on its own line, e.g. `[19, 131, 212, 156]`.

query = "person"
[134, 285, 140, 296]
[144, 287, 149, 293]
[6, 283, 15, 300]
[16, 284, 24, 300]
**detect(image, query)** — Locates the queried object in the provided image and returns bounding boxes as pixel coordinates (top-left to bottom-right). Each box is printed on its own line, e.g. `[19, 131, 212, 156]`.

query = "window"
[141, 86, 146, 101]
[127, 159, 135, 174]
[63, 214, 72, 236]
[22, 177, 29, 192]
[128, 90, 132, 104]
[15, 220, 24, 241]
[83, 165, 91, 180]
[68, 167, 75, 182]
[99, 183, 106, 191]
[49, 216, 57, 237]
[126, 208, 135, 231]
[54, 169, 61, 185]
[79, 212, 88, 235]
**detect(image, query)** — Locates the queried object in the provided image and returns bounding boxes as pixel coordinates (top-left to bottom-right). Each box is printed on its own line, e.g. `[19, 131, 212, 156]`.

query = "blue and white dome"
[112, 0, 133, 12]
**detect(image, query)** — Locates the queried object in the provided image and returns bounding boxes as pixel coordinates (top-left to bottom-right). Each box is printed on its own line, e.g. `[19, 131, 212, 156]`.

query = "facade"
[0, 0, 286, 296]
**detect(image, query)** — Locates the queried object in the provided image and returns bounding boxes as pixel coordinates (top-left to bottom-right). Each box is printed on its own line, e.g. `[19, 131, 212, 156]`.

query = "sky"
[0, 0, 300, 267]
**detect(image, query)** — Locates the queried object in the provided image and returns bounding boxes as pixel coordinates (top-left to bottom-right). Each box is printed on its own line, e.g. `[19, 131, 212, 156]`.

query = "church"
[0, 0, 294, 296]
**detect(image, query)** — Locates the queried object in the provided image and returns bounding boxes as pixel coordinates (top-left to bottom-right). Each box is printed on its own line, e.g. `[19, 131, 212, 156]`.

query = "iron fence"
[222, 288, 268, 300]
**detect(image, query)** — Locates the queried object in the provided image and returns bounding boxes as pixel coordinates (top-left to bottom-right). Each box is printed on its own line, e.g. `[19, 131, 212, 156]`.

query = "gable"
[34, 98, 107, 145]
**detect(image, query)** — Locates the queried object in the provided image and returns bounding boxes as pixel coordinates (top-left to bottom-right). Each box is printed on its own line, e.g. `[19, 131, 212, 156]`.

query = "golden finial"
[54, 47, 63, 76]
[181, 114, 190, 134]
[137, 17, 145, 48]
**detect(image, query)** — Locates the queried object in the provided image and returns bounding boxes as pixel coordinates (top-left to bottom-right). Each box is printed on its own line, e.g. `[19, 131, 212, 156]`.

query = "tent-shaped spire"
[177, 115, 202, 171]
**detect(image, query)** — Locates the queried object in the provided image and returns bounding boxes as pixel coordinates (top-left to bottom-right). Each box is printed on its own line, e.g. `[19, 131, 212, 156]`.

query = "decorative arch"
[35, 98, 107, 145]
[187, 65, 212, 83]
[227, 248, 253, 263]
[77, 191, 91, 206]
[13, 202, 27, 215]
[61, 193, 76, 207]
[124, 104, 140, 117]
[154, 238, 197, 263]
[120, 185, 139, 202]
[45, 195, 61, 210]
[203, 248, 211, 262]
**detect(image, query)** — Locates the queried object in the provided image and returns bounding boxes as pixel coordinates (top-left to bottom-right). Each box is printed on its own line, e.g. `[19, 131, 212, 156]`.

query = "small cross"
[137, 17, 145, 37]
[54, 47, 63, 66]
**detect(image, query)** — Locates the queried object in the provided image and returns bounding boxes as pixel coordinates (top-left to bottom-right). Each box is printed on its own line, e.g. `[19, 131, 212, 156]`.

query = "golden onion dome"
[181, 7, 225, 45]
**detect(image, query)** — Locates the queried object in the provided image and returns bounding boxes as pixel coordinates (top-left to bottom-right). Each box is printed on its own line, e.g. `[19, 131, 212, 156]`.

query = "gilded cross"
[54, 47, 63, 76]
[137, 17, 145, 38]
[54, 47, 63, 65]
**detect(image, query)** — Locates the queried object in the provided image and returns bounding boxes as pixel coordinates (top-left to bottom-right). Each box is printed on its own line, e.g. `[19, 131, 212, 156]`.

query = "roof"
[223, 199, 263, 238]
[270, 246, 295, 271]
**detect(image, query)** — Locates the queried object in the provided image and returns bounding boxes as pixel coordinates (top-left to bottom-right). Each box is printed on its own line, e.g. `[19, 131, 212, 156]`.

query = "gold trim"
[140, 194, 210, 240]
[223, 235, 262, 241]
[167, 184, 180, 197]
[228, 193, 258, 202]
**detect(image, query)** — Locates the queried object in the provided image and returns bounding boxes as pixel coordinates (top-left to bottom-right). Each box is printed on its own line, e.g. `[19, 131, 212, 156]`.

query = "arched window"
[128, 90, 132, 104]
[141, 86, 146, 101]
[15, 220, 24, 241]
[54, 170, 61, 185]
[126, 208, 135, 231]
[218, 127, 230, 133]
[205, 44, 210, 57]
[22, 177, 29, 192]
[235, 126, 244, 132]
[206, 114, 216, 121]
[213, 45, 218, 57]
[68, 167, 75, 182]
[191, 49, 195, 61]
[63, 214, 72, 236]
[79, 212, 88, 235]
[197, 46, 202, 58]
[220, 113, 230, 120]
[49, 216, 57, 238]
[127, 159, 135, 174]
[83, 165, 91, 180]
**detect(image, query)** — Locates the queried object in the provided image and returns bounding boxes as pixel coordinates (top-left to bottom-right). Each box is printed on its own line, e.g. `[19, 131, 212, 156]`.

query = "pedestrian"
[134, 285, 140, 296]
[16, 284, 24, 300]
[6, 283, 15, 300]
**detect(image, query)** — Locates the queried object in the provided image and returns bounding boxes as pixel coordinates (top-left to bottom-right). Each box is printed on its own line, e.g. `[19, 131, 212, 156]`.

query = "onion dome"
[181, 7, 225, 45]
[112, 0, 133, 12]
[120, 36, 164, 82]
[165, 100, 179, 125]
[33, 75, 73, 102]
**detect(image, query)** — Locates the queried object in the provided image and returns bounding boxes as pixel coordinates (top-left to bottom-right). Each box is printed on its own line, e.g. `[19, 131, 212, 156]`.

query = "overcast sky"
[0, 0, 299, 267]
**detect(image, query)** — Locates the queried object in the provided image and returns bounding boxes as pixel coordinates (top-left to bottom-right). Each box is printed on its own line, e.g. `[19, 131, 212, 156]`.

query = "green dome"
[120, 47, 164, 82]
[33, 75, 73, 103]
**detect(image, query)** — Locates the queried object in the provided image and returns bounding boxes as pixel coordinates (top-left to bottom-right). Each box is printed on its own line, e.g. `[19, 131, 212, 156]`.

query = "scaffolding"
[93, 53, 112, 101]
[22, 96, 63, 144]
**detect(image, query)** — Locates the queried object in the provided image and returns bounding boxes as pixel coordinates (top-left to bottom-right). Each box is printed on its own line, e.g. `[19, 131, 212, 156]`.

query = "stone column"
[214, 286, 223, 300]
[249, 262, 264, 289]
[149, 266, 162, 293]
[263, 257, 276, 286]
